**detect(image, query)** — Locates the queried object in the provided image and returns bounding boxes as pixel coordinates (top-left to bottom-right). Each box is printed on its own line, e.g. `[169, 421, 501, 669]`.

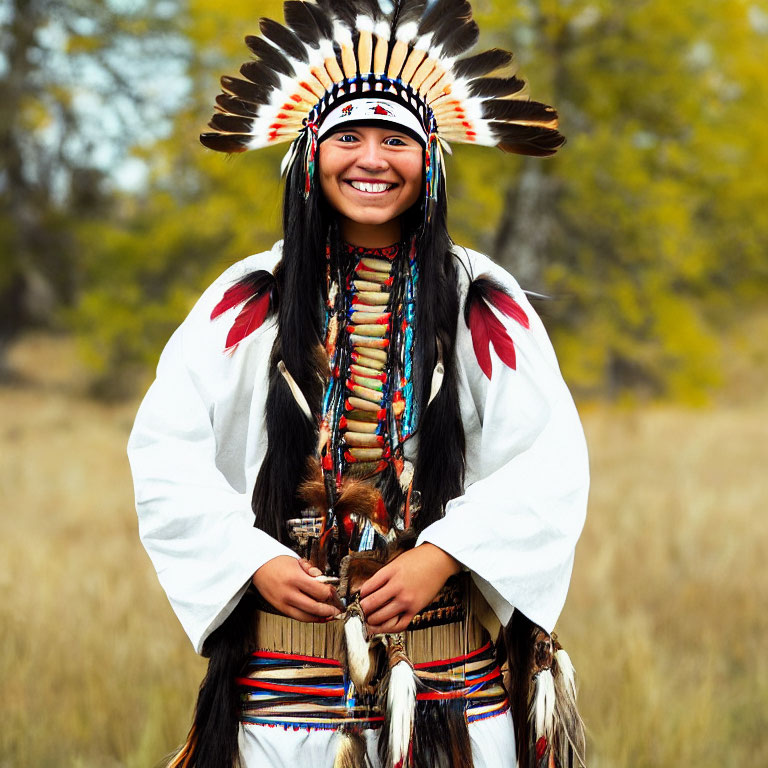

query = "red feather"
[468, 299, 517, 378]
[211, 281, 258, 320]
[224, 292, 271, 351]
[211, 271, 273, 319]
[465, 276, 530, 378]
[487, 287, 529, 329]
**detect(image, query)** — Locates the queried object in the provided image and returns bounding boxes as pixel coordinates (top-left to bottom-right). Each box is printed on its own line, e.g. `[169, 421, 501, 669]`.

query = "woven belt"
[238, 641, 509, 730]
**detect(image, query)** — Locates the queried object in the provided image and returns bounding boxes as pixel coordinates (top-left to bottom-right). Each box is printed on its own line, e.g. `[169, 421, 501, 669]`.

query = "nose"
[356, 136, 389, 172]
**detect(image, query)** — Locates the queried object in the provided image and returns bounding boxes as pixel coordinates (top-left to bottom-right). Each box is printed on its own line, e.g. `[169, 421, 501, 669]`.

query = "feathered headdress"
[201, 0, 564, 207]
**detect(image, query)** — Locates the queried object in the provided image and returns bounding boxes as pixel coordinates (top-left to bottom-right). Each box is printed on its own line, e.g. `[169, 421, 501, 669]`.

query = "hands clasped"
[252, 543, 461, 632]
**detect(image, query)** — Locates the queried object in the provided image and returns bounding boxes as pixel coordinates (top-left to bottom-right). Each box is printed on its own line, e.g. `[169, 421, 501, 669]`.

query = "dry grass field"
[1, 335, 766, 766]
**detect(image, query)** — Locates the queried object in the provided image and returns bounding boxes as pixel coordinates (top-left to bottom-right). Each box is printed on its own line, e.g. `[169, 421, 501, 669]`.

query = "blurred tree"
[73, 0, 287, 396]
[0, 0, 184, 378]
[463, 0, 768, 399]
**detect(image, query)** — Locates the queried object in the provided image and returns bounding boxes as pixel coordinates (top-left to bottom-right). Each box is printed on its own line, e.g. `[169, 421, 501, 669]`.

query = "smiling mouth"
[346, 180, 396, 194]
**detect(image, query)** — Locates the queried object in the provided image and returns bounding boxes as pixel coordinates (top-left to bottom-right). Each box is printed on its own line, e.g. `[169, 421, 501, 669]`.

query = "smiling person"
[128, 2, 589, 768]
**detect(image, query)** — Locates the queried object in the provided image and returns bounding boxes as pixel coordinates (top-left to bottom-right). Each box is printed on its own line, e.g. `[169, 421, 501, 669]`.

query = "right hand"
[252, 556, 342, 623]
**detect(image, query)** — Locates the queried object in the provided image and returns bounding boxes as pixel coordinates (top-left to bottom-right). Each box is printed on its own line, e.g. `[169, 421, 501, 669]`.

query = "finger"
[358, 566, 390, 599]
[365, 598, 402, 628]
[368, 613, 406, 635]
[299, 559, 325, 578]
[287, 592, 339, 619]
[283, 605, 336, 623]
[296, 572, 339, 603]
[359, 581, 396, 616]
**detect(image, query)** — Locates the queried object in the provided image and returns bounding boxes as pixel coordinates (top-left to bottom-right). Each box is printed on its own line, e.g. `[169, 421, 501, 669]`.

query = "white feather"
[374, 19, 392, 41]
[356, 15, 374, 32]
[333, 20, 354, 47]
[398, 460, 414, 491]
[319, 38, 335, 59]
[278, 360, 312, 420]
[427, 361, 444, 406]
[280, 137, 301, 176]
[554, 648, 578, 701]
[395, 20, 419, 43]
[344, 614, 372, 690]
[532, 669, 556, 738]
[413, 32, 434, 52]
[388, 659, 417, 767]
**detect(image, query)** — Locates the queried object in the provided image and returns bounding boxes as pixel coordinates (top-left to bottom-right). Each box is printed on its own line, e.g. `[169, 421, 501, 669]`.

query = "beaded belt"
[238, 641, 509, 731]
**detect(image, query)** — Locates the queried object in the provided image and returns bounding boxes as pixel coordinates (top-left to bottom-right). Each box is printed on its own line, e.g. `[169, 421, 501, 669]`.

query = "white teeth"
[349, 181, 393, 193]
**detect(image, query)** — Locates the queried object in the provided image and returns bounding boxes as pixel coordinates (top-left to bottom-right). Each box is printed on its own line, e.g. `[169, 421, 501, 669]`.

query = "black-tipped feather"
[315, 0, 358, 29]
[200, 132, 251, 153]
[418, 0, 469, 38]
[245, 35, 296, 77]
[467, 75, 527, 99]
[208, 113, 254, 134]
[304, 1, 334, 40]
[354, 0, 383, 22]
[221, 75, 272, 105]
[433, 17, 479, 57]
[215, 93, 260, 118]
[390, 0, 427, 32]
[239, 60, 281, 90]
[259, 17, 309, 62]
[284, 0, 323, 46]
[489, 121, 565, 156]
[482, 99, 559, 125]
[453, 48, 513, 80]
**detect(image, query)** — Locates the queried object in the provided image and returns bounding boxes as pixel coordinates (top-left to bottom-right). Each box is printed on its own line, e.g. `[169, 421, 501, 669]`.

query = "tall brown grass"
[1, 335, 766, 766]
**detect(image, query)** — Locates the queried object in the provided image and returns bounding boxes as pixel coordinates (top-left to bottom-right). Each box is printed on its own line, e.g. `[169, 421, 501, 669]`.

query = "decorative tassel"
[384, 635, 417, 768]
[343, 604, 376, 692]
[304, 120, 319, 199]
[553, 648, 587, 768]
[530, 668, 556, 741]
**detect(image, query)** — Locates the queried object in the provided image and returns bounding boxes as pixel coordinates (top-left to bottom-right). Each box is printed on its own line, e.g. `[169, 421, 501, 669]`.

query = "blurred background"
[1, 0, 766, 765]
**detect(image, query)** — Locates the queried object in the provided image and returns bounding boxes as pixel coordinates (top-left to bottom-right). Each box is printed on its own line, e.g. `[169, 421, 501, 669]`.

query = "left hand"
[358, 543, 461, 635]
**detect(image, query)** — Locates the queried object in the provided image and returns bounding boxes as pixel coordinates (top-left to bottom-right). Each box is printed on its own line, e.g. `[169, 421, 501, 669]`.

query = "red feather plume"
[465, 276, 529, 379]
[210, 269, 275, 352]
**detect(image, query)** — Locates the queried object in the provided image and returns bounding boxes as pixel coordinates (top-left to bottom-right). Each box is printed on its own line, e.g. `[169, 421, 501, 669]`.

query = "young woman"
[128, 2, 588, 767]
